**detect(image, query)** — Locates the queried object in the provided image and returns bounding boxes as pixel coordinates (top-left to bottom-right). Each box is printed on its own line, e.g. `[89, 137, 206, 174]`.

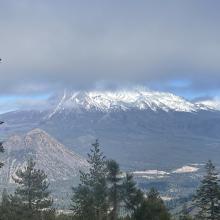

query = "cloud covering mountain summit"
[1, 0, 220, 96]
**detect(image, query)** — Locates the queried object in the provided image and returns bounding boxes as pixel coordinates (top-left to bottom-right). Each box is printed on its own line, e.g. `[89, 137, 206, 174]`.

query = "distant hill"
[0, 128, 88, 184]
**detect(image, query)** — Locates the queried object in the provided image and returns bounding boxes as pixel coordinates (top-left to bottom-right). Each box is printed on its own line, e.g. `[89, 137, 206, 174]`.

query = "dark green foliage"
[41, 208, 56, 220]
[71, 183, 96, 219]
[179, 204, 193, 220]
[106, 159, 123, 220]
[7, 194, 27, 220]
[71, 140, 108, 220]
[0, 189, 11, 220]
[87, 140, 108, 219]
[10, 158, 53, 219]
[133, 188, 171, 220]
[55, 214, 75, 220]
[193, 160, 220, 220]
[122, 173, 144, 212]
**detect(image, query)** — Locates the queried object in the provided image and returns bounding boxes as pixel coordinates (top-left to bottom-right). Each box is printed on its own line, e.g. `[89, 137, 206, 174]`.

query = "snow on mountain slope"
[0, 129, 88, 183]
[196, 99, 220, 111]
[48, 89, 211, 118]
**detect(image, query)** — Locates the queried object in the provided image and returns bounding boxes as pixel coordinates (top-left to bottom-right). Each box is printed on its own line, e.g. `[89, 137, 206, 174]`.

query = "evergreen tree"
[193, 160, 220, 220]
[122, 173, 143, 213]
[41, 208, 56, 220]
[71, 182, 96, 219]
[11, 158, 53, 219]
[179, 204, 193, 220]
[71, 140, 108, 220]
[106, 159, 123, 220]
[0, 189, 11, 220]
[133, 188, 171, 220]
[8, 194, 26, 220]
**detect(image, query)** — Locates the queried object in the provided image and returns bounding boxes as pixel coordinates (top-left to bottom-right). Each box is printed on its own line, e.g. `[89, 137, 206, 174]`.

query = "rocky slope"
[0, 129, 88, 184]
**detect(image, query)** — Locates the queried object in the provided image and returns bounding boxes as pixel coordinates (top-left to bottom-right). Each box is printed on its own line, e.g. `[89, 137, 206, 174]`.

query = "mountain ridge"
[47, 89, 214, 119]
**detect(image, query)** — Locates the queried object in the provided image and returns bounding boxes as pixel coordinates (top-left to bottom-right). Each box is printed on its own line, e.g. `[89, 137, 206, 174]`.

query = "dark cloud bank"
[0, 0, 220, 97]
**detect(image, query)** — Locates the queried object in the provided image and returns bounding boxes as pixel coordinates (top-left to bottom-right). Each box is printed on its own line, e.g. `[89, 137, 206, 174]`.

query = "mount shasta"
[1, 89, 220, 171]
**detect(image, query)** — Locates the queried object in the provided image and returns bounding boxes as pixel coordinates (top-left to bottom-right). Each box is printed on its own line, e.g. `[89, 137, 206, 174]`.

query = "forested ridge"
[0, 122, 220, 220]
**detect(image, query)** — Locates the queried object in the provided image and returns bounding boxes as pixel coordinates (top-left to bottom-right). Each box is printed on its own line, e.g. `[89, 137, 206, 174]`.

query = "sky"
[1, 0, 220, 112]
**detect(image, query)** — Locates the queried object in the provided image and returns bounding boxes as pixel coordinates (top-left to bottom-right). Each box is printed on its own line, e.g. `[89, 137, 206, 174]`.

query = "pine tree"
[12, 158, 53, 219]
[71, 140, 108, 220]
[133, 188, 171, 220]
[122, 173, 143, 214]
[193, 160, 220, 220]
[8, 194, 25, 220]
[41, 208, 56, 220]
[71, 181, 96, 219]
[179, 204, 193, 220]
[88, 140, 108, 220]
[0, 189, 11, 220]
[106, 159, 123, 220]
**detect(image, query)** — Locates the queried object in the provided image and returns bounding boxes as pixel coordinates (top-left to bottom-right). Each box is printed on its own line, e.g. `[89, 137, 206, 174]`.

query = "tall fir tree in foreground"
[71, 140, 108, 220]
[11, 158, 53, 219]
[122, 173, 143, 214]
[193, 160, 220, 220]
[0, 189, 11, 220]
[106, 159, 123, 220]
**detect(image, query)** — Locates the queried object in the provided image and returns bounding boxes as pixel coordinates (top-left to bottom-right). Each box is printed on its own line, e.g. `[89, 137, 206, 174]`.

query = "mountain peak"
[27, 128, 48, 136]
[47, 89, 211, 118]
[2, 129, 88, 183]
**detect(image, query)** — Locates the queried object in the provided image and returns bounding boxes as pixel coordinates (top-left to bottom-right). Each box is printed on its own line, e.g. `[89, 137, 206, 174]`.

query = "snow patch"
[161, 196, 172, 201]
[196, 99, 220, 111]
[172, 166, 199, 174]
[133, 170, 169, 179]
[133, 170, 169, 175]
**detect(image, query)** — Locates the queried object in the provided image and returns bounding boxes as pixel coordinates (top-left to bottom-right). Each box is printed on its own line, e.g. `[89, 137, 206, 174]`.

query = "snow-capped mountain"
[1, 89, 220, 205]
[1, 89, 220, 171]
[197, 99, 220, 111]
[0, 129, 88, 184]
[48, 89, 212, 119]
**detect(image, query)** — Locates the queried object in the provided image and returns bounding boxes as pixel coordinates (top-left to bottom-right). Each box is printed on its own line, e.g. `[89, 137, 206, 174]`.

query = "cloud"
[0, 0, 220, 96]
